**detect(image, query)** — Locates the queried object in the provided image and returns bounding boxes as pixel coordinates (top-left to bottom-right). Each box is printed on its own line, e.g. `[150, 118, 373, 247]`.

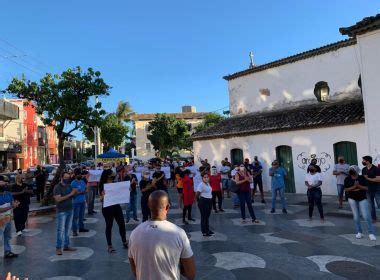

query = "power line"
[0, 37, 51, 69]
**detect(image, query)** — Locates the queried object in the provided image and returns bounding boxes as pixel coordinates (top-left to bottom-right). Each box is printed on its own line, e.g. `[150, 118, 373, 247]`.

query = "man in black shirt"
[35, 166, 47, 202]
[361, 155, 380, 223]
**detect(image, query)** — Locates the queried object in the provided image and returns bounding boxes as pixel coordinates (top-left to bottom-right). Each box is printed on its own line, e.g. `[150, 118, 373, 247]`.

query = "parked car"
[0, 172, 17, 184]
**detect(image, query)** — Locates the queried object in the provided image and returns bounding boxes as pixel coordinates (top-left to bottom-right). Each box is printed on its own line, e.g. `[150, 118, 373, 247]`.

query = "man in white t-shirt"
[333, 156, 350, 209]
[128, 190, 195, 280]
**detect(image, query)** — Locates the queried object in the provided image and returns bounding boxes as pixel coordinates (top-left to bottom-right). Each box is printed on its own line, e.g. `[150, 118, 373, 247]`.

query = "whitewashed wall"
[193, 123, 368, 195]
[355, 29, 380, 162]
[228, 44, 361, 115]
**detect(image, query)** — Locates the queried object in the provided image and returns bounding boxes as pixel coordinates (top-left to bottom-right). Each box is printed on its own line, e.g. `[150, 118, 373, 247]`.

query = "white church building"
[192, 14, 380, 195]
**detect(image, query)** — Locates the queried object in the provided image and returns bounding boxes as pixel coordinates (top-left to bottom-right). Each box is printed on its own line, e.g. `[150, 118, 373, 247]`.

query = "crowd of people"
[0, 154, 379, 279]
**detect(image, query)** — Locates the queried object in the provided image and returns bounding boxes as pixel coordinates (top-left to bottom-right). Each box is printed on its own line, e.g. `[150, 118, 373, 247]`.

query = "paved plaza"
[1, 190, 380, 280]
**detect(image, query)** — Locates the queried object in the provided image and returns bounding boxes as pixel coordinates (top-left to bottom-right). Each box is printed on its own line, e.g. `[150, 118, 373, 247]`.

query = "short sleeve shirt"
[270, 167, 286, 189]
[333, 163, 350, 185]
[344, 175, 367, 201]
[128, 220, 193, 280]
[252, 164, 263, 180]
[71, 179, 86, 204]
[196, 182, 212, 199]
[362, 165, 380, 192]
[53, 183, 73, 212]
[305, 173, 322, 187]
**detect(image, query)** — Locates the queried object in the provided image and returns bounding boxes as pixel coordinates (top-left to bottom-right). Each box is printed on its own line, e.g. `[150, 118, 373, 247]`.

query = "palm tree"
[116, 101, 133, 123]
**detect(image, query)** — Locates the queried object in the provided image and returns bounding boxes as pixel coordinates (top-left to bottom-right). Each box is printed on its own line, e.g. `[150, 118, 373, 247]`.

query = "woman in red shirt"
[182, 169, 196, 224]
[235, 164, 259, 224]
[209, 166, 224, 213]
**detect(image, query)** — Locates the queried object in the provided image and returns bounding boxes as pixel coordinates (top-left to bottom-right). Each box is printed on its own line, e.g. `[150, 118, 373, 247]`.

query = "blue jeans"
[233, 193, 240, 206]
[238, 191, 256, 220]
[367, 190, 380, 221]
[348, 198, 375, 235]
[2, 222, 12, 254]
[221, 179, 229, 190]
[56, 210, 73, 249]
[337, 184, 345, 199]
[125, 193, 137, 220]
[72, 202, 85, 232]
[271, 186, 287, 210]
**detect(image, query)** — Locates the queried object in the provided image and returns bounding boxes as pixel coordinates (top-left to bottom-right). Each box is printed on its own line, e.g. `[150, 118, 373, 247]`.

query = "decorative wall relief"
[296, 152, 332, 172]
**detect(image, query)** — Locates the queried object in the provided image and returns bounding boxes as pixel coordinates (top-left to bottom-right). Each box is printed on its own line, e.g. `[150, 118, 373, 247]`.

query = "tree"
[99, 113, 129, 150]
[116, 101, 133, 123]
[194, 112, 225, 133]
[4, 67, 109, 204]
[147, 114, 191, 158]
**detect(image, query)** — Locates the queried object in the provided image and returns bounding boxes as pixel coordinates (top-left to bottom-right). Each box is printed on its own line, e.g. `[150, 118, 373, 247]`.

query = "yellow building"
[132, 106, 207, 160]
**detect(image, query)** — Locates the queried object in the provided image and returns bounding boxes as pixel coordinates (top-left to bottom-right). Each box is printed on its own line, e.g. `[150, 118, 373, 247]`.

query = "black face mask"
[339, 160, 344, 164]
[362, 161, 367, 166]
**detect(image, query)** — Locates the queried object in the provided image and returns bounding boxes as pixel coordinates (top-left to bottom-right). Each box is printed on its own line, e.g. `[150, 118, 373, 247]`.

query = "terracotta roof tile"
[340, 14, 380, 37]
[192, 99, 364, 140]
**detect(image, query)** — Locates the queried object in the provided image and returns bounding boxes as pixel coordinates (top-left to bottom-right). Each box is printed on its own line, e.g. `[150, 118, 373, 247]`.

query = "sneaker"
[202, 233, 212, 237]
[188, 218, 196, 222]
[125, 219, 129, 224]
[218, 209, 225, 212]
[261, 199, 266, 204]
[355, 232, 363, 239]
[282, 208, 288, 214]
[16, 231, 23, 236]
[133, 218, 139, 222]
[270, 208, 275, 213]
[208, 231, 215, 235]
[241, 219, 247, 224]
[56, 249, 62, 256]
[214, 210, 218, 214]
[79, 228, 89, 233]
[63, 247, 77, 252]
[72, 231, 78, 237]
[183, 220, 189, 225]
[4, 252, 18, 258]
[369, 234, 377, 241]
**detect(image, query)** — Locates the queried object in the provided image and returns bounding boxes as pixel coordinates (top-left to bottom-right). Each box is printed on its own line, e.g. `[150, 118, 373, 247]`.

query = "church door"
[276, 145, 296, 193]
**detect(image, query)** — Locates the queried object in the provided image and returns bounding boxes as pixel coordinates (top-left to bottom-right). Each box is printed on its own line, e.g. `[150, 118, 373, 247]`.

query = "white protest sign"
[103, 181, 130, 207]
[161, 166, 171, 179]
[88, 169, 103, 183]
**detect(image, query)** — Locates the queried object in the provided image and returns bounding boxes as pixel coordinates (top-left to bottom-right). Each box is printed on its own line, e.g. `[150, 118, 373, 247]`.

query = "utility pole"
[94, 96, 102, 160]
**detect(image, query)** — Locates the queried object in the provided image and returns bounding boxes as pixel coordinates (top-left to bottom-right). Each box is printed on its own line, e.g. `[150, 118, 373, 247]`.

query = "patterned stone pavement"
[1, 191, 380, 279]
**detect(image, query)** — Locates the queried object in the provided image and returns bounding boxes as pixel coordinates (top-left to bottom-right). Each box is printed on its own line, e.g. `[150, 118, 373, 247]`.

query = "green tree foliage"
[4, 67, 109, 166]
[116, 101, 133, 123]
[147, 114, 191, 157]
[3, 67, 109, 205]
[99, 113, 129, 150]
[194, 112, 225, 133]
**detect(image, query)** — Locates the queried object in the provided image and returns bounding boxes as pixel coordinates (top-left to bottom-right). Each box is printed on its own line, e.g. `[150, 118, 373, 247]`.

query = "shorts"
[177, 188, 183, 194]
[337, 184, 345, 199]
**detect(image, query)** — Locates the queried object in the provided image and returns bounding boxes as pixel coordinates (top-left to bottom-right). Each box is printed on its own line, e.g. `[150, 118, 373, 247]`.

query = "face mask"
[339, 160, 344, 164]
[349, 170, 356, 176]
[63, 179, 71, 184]
[362, 161, 367, 166]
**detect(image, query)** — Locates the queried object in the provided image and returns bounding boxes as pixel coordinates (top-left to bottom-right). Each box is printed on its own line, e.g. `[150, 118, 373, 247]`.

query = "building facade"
[193, 14, 380, 195]
[133, 106, 207, 161]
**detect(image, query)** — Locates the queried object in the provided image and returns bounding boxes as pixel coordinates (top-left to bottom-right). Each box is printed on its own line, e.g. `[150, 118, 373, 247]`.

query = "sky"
[0, 1, 379, 138]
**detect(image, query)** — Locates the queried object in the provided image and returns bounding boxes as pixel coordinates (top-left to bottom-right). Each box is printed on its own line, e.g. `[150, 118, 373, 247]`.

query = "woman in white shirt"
[305, 165, 324, 221]
[196, 172, 214, 237]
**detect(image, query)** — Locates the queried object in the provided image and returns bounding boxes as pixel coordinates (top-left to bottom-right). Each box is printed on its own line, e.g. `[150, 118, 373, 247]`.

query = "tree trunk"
[41, 136, 64, 206]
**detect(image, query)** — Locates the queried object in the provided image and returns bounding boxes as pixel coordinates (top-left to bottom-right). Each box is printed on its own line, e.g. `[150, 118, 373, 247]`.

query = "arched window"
[314, 81, 330, 102]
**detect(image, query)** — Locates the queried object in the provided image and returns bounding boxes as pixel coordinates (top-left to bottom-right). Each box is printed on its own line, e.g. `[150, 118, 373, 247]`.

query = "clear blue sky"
[0, 1, 379, 137]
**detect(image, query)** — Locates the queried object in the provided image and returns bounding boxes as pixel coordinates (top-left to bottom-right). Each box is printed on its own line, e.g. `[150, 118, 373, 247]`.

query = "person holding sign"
[99, 169, 128, 253]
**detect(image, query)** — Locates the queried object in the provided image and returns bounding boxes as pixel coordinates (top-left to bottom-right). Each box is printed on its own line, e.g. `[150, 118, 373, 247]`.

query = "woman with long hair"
[235, 164, 259, 224]
[196, 172, 214, 237]
[99, 169, 128, 253]
[182, 169, 195, 224]
[175, 166, 184, 209]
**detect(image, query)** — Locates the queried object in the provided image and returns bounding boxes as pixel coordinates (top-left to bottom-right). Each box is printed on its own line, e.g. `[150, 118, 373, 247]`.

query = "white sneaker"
[16, 231, 23, 236]
[355, 232, 363, 239]
[369, 234, 377, 241]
